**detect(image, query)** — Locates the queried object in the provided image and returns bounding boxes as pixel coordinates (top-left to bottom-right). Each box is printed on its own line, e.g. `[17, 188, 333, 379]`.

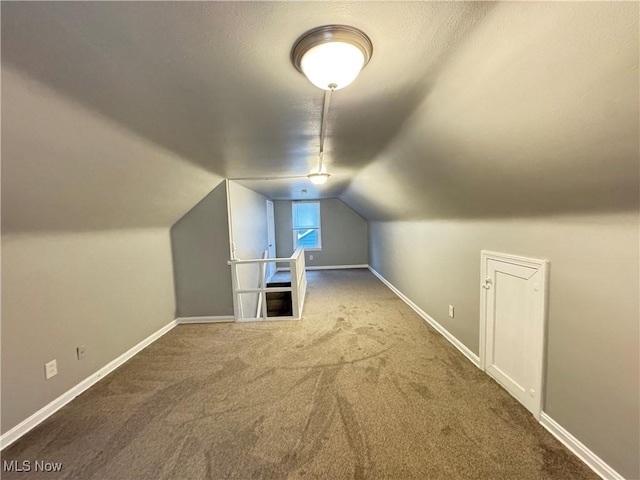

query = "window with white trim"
[292, 201, 321, 250]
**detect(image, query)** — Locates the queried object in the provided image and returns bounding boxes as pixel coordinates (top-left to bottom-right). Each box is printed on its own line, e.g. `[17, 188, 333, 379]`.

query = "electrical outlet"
[448, 305, 455, 318]
[45, 360, 57, 380]
[77, 345, 86, 360]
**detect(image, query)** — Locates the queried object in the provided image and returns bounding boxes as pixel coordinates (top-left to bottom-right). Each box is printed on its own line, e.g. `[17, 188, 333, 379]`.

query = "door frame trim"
[266, 199, 276, 282]
[479, 250, 550, 419]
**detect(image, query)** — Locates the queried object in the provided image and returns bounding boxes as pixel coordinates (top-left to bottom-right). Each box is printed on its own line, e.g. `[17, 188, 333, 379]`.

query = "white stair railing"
[228, 247, 307, 322]
[255, 250, 268, 318]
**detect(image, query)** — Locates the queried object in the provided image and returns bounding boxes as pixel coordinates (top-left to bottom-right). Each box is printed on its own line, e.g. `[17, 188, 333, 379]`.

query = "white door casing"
[266, 200, 276, 281]
[479, 251, 549, 419]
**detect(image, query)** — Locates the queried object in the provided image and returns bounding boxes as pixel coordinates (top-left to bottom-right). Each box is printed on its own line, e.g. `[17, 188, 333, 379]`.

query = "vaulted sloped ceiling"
[2, 67, 222, 233]
[2, 2, 638, 231]
[342, 2, 639, 221]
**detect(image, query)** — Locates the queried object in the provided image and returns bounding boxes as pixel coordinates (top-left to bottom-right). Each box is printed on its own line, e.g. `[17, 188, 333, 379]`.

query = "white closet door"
[480, 251, 548, 418]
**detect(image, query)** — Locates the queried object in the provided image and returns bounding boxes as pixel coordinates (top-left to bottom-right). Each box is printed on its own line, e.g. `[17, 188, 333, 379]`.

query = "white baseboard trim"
[308, 264, 369, 270]
[540, 412, 623, 480]
[0, 319, 178, 451]
[177, 315, 235, 324]
[277, 264, 368, 272]
[368, 266, 481, 368]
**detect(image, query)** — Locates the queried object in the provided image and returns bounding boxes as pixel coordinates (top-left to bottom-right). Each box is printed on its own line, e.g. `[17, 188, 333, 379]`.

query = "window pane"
[295, 228, 319, 249]
[293, 202, 320, 229]
[292, 201, 321, 250]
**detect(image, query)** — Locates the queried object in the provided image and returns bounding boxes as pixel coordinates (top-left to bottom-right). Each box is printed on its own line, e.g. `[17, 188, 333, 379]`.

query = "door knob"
[482, 277, 493, 289]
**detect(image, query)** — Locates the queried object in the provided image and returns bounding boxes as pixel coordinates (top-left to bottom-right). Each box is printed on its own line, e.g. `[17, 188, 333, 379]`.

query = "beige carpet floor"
[2, 269, 597, 480]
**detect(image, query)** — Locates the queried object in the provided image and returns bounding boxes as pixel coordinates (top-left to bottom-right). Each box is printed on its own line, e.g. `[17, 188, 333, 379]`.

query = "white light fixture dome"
[292, 25, 373, 90]
[308, 172, 330, 185]
[307, 165, 330, 185]
[300, 42, 364, 90]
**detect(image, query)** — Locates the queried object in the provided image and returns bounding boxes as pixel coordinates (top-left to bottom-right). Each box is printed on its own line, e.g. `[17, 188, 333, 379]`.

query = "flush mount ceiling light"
[307, 163, 330, 185]
[308, 173, 330, 185]
[292, 25, 373, 185]
[292, 25, 373, 91]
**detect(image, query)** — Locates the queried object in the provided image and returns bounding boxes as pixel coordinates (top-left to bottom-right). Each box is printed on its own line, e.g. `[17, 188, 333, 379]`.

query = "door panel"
[481, 252, 548, 419]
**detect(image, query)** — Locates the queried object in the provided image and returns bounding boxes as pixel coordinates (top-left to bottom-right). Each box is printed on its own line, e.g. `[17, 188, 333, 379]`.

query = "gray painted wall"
[1, 229, 177, 434]
[368, 212, 639, 479]
[170, 181, 234, 318]
[274, 199, 368, 267]
[228, 181, 270, 318]
[0, 52, 218, 440]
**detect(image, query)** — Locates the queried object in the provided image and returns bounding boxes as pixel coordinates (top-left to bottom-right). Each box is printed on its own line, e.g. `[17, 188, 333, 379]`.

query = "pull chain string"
[318, 84, 336, 172]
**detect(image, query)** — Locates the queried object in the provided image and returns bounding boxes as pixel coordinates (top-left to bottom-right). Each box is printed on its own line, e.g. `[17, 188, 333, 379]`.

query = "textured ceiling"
[342, 2, 640, 220]
[2, 2, 638, 231]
